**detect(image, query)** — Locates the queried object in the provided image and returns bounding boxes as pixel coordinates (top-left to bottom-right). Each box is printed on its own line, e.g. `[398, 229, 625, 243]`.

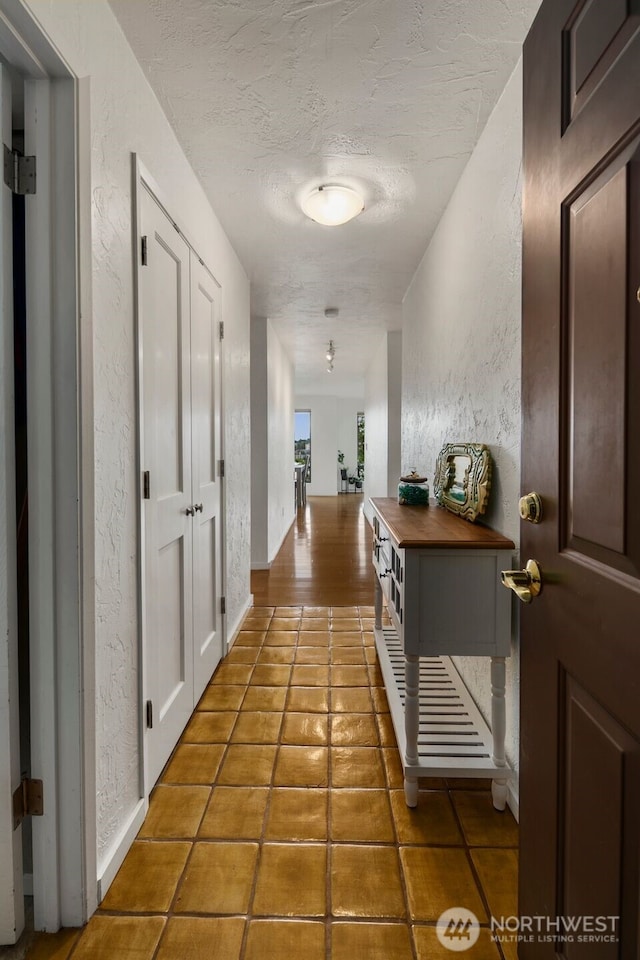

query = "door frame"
[133, 156, 227, 798]
[0, 58, 22, 946]
[0, 1, 95, 935]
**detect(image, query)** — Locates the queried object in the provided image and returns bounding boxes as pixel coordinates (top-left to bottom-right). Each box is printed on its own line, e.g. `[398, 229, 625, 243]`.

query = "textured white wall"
[387, 332, 402, 497]
[363, 332, 402, 522]
[296, 396, 338, 496]
[364, 335, 389, 519]
[23, 0, 251, 872]
[250, 319, 268, 566]
[402, 61, 523, 772]
[251, 319, 295, 566]
[267, 322, 295, 562]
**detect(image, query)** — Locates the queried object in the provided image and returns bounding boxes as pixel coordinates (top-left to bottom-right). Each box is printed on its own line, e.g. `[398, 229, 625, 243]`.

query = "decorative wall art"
[433, 442, 492, 522]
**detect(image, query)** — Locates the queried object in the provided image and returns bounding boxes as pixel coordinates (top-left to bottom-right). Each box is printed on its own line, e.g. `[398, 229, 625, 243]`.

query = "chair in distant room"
[301, 456, 310, 506]
[294, 463, 304, 507]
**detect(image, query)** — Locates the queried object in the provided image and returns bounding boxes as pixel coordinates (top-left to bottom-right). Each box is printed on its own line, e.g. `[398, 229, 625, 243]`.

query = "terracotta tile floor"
[26, 607, 518, 960]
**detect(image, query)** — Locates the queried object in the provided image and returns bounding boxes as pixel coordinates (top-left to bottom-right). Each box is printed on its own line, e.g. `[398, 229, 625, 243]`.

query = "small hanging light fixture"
[326, 339, 335, 372]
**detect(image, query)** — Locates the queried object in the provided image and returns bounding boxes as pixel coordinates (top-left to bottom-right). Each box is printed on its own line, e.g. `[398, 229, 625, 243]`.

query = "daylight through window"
[294, 410, 311, 481]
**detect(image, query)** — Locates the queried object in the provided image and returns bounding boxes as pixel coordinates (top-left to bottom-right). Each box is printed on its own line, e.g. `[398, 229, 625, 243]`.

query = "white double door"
[139, 185, 223, 789]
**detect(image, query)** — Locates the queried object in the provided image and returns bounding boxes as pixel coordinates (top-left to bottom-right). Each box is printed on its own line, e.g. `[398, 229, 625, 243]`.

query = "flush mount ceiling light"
[302, 184, 364, 226]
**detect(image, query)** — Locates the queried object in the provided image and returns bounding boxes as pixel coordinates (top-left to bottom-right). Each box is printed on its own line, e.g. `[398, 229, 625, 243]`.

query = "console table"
[370, 498, 515, 810]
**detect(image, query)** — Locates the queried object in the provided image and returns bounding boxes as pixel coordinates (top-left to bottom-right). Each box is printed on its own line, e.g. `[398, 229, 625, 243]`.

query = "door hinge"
[141, 235, 148, 266]
[3, 144, 36, 195]
[221, 596, 226, 615]
[146, 700, 153, 729]
[219, 321, 224, 340]
[218, 459, 225, 478]
[143, 470, 150, 499]
[12, 778, 44, 830]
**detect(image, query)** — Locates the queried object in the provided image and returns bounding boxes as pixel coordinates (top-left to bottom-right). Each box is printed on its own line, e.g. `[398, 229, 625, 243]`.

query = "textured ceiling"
[109, 0, 540, 394]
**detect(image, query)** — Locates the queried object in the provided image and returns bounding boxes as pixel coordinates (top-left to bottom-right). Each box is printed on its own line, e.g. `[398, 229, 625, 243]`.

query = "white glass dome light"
[301, 184, 365, 226]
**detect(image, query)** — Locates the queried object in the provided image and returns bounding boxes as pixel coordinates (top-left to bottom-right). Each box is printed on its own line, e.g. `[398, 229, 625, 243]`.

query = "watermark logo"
[490, 915, 620, 946]
[436, 908, 481, 952]
[435, 910, 620, 951]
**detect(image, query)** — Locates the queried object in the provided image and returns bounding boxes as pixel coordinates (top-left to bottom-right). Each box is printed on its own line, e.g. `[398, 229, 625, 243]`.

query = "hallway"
[26, 498, 518, 960]
[251, 495, 375, 607]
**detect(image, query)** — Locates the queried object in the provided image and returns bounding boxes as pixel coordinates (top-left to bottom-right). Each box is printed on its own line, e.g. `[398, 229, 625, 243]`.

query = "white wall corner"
[96, 799, 147, 904]
[226, 593, 254, 651]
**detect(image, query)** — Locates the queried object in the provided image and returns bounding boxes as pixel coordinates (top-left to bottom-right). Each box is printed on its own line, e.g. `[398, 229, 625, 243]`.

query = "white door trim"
[0, 60, 23, 947]
[0, 4, 95, 933]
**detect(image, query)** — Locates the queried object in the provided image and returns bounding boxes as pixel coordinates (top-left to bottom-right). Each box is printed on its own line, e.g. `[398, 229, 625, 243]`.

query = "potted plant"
[338, 451, 348, 493]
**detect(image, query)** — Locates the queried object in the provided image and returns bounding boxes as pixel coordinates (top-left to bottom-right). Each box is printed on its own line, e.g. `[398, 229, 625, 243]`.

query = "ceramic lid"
[399, 470, 427, 483]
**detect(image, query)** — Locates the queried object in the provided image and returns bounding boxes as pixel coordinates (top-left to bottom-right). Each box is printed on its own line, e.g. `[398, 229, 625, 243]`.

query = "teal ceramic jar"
[398, 472, 429, 505]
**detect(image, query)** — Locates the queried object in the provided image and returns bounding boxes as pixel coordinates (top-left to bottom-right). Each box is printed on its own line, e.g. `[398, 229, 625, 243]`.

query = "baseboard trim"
[226, 593, 253, 651]
[96, 798, 147, 903]
[267, 514, 295, 566]
[507, 777, 519, 822]
[251, 561, 271, 570]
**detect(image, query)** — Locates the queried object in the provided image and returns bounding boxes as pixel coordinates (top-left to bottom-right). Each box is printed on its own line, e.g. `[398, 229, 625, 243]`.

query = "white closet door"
[190, 257, 224, 702]
[140, 186, 194, 788]
[0, 64, 24, 946]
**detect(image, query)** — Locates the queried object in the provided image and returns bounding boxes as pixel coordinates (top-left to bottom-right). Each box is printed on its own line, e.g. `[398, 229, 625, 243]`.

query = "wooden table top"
[370, 498, 515, 550]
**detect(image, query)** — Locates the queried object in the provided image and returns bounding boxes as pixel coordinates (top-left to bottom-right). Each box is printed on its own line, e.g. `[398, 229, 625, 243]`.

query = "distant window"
[294, 409, 311, 480]
[357, 411, 365, 479]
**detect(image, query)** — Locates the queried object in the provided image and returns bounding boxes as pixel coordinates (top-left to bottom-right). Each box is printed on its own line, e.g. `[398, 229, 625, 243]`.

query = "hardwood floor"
[250, 495, 375, 606]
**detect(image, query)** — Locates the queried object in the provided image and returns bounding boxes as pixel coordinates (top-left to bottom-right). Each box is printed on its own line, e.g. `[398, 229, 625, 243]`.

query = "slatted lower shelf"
[374, 625, 512, 781]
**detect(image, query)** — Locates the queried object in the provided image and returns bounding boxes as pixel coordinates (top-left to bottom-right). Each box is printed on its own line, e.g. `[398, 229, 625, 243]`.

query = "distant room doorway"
[357, 410, 365, 484]
[294, 409, 311, 480]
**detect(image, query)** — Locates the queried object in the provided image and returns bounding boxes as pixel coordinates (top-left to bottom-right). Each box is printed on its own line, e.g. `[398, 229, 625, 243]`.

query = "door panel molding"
[139, 184, 194, 789]
[558, 674, 639, 937]
[563, 0, 640, 128]
[190, 256, 223, 703]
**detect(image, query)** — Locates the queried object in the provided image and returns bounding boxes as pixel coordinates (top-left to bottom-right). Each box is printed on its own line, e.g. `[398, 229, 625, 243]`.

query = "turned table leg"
[490, 656, 508, 811]
[404, 653, 419, 807]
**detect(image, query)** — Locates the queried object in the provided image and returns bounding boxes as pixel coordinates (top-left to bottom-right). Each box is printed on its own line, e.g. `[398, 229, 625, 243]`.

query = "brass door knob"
[501, 559, 542, 604]
[519, 492, 543, 523]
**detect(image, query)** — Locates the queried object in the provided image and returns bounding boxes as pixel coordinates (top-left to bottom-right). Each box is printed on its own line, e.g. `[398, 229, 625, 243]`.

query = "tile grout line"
[324, 619, 339, 960]
[237, 605, 276, 960]
[373, 618, 418, 960]
[35, 601, 517, 960]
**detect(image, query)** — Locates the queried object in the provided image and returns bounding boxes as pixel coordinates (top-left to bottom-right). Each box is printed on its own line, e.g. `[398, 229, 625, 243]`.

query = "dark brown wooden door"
[521, 2, 640, 957]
